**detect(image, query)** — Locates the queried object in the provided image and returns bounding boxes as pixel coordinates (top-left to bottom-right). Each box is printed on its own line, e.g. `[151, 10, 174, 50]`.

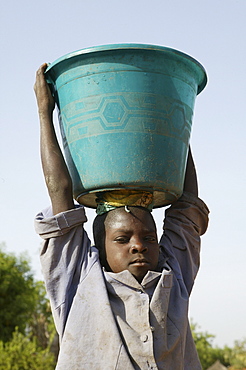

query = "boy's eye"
[144, 235, 157, 242]
[115, 237, 129, 243]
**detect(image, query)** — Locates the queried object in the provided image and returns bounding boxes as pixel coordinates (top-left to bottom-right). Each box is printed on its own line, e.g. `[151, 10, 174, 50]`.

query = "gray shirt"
[35, 192, 209, 370]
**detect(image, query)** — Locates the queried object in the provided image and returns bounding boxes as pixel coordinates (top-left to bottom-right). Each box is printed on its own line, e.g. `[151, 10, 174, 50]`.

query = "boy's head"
[93, 206, 159, 283]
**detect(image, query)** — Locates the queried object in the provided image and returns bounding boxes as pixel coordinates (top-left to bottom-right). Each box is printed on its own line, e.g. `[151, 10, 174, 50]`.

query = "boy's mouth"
[130, 258, 149, 265]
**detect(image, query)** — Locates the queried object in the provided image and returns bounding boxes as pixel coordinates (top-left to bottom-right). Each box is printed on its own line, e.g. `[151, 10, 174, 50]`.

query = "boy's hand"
[34, 63, 55, 116]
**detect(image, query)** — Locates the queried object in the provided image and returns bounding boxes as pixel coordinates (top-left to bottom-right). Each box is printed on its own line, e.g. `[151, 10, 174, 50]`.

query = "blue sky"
[1, 0, 246, 348]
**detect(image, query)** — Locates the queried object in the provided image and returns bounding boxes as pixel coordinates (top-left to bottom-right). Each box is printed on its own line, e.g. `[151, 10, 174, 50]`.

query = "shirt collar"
[104, 269, 161, 289]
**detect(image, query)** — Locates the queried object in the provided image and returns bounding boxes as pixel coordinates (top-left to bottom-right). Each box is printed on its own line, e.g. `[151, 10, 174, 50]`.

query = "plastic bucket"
[45, 44, 207, 208]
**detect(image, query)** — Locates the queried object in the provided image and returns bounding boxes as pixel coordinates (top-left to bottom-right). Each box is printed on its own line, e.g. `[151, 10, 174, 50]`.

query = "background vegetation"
[0, 243, 245, 369]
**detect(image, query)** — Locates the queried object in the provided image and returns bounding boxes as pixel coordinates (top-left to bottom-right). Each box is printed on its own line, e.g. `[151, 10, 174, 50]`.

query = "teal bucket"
[45, 44, 207, 208]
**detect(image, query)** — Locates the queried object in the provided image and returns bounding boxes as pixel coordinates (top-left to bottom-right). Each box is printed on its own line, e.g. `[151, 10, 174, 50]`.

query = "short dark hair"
[93, 213, 107, 252]
[92, 212, 108, 269]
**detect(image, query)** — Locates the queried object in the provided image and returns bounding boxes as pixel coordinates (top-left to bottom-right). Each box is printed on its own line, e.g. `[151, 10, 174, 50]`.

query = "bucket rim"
[45, 43, 207, 94]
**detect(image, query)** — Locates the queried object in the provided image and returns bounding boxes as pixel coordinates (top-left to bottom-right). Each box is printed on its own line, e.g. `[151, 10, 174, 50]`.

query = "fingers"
[37, 62, 48, 72]
[34, 63, 48, 89]
[34, 63, 55, 114]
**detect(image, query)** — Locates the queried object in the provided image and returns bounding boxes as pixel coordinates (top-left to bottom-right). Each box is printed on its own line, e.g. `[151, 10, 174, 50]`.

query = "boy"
[34, 63, 209, 369]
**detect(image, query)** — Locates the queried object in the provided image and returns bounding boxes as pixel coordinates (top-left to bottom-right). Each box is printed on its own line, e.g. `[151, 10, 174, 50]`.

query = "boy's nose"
[130, 241, 147, 254]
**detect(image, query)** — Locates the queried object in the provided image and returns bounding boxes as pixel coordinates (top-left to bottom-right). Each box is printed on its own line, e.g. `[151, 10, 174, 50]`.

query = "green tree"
[0, 243, 58, 368]
[0, 243, 57, 346]
[224, 339, 246, 369]
[191, 321, 229, 369]
[25, 279, 57, 350]
[191, 322, 246, 369]
[0, 328, 55, 370]
[0, 243, 41, 342]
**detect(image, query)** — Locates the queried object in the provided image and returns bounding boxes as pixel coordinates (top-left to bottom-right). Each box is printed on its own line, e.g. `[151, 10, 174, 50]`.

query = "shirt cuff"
[179, 191, 209, 215]
[34, 205, 87, 239]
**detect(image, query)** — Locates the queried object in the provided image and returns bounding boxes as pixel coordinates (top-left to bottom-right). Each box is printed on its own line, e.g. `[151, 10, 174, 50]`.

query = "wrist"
[38, 108, 54, 120]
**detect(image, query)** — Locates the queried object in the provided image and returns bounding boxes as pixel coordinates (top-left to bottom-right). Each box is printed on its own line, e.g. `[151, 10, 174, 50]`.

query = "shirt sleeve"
[159, 192, 209, 295]
[34, 205, 96, 336]
[34, 205, 87, 239]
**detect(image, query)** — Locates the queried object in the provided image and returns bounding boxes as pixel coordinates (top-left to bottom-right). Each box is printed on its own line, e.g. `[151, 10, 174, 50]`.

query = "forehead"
[105, 207, 156, 231]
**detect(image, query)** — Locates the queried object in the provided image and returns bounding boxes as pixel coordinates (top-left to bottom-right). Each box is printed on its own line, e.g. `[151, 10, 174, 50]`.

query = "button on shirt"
[35, 192, 209, 370]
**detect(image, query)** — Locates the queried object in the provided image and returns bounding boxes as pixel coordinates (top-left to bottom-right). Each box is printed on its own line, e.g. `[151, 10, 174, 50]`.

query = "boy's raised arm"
[183, 147, 198, 197]
[34, 63, 74, 214]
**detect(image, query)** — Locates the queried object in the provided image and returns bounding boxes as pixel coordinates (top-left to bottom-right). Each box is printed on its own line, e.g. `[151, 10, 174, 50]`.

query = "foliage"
[0, 243, 56, 342]
[191, 321, 228, 369]
[0, 328, 55, 370]
[0, 243, 38, 342]
[191, 321, 246, 370]
[27, 280, 57, 350]
[0, 243, 58, 368]
[224, 339, 246, 369]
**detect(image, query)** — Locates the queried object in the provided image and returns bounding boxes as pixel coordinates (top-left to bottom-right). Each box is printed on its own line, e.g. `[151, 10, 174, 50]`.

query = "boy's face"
[104, 207, 159, 283]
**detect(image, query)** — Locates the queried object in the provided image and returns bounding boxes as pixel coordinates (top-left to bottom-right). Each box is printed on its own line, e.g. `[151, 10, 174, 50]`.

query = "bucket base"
[76, 187, 180, 209]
